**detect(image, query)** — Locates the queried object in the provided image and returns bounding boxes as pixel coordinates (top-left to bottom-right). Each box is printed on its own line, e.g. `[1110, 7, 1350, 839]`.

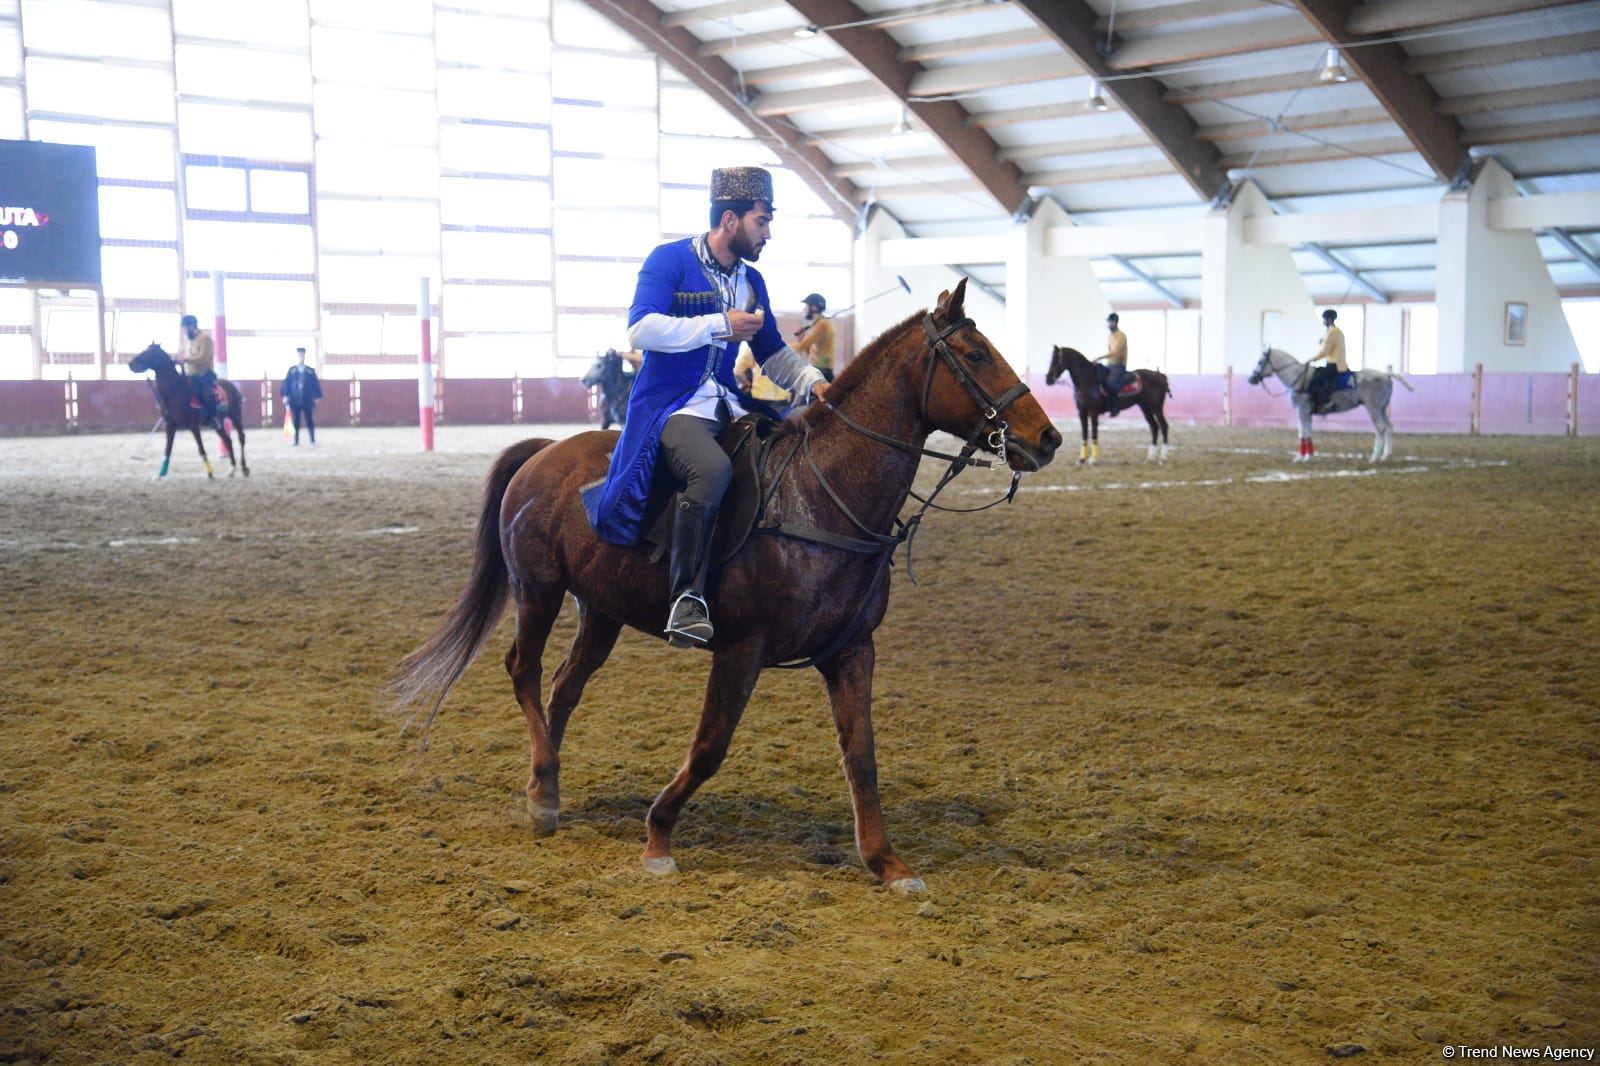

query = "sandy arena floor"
[1, 419, 1595, 1064]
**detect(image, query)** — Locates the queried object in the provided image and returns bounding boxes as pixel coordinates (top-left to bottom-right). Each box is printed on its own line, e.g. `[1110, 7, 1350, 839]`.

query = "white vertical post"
[211, 271, 228, 380]
[418, 276, 435, 451]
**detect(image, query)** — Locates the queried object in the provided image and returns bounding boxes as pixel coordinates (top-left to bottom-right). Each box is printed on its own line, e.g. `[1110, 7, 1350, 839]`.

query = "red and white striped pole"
[418, 276, 435, 452]
[212, 272, 228, 380]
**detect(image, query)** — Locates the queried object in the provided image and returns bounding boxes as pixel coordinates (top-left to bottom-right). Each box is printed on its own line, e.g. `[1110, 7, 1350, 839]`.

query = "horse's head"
[128, 343, 170, 375]
[1045, 345, 1085, 387]
[1246, 347, 1273, 386]
[580, 353, 607, 389]
[922, 279, 1060, 471]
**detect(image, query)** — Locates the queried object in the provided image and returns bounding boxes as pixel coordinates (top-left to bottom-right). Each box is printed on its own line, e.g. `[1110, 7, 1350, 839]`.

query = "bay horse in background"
[1247, 347, 1413, 463]
[128, 343, 249, 479]
[581, 348, 635, 430]
[391, 280, 1061, 895]
[1045, 345, 1171, 464]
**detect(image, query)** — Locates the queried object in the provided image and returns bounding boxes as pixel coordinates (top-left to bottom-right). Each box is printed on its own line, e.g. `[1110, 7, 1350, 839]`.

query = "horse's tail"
[1389, 371, 1414, 392]
[389, 436, 554, 740]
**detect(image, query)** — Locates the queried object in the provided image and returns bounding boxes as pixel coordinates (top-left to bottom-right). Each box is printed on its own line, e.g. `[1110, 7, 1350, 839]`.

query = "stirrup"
[665, 591, 713, 648]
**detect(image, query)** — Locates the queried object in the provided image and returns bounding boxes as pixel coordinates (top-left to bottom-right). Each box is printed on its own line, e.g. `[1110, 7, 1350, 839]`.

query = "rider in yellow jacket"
[1307, 309, 1346, 413]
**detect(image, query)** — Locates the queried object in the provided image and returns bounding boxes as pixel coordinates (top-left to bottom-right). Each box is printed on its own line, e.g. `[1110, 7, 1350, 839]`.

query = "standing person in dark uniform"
[282, 346, 322, 447]
[582, 166, 828, 648]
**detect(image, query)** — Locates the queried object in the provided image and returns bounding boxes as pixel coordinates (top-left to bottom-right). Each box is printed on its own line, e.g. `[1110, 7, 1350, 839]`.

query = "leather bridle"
[763, 311, 1035, 669]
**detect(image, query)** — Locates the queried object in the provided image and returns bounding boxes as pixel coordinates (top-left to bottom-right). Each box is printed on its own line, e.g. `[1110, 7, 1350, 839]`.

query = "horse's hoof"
[528, 802, 560, 837]
[642, 855, 679, 877]
[888, 877, 927, 895]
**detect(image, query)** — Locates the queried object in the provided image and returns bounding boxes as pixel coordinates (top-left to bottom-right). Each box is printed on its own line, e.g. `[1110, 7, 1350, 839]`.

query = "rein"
[764, 313, 1030, 670]
[1252, 349, 1309, 398]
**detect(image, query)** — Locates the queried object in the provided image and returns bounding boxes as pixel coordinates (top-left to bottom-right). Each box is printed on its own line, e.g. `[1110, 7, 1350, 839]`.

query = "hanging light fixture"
[1318, 47, 1349, 84]
[1087, 80, 1109, 112]
[890, 106, 910, 136]
[793, 24, 819, 38]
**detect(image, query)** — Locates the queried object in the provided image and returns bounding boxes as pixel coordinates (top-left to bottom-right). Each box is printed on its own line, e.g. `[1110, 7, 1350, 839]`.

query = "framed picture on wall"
[1260, 309, 1282, 349]
[1504, 302, 1528, 346]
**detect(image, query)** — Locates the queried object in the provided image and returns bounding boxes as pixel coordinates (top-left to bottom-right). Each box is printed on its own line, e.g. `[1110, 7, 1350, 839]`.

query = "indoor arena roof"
[587, 0, 1600, 306]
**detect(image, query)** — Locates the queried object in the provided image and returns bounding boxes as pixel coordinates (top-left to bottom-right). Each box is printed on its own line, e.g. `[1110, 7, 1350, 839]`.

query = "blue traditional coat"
[582, 237, 800, 547]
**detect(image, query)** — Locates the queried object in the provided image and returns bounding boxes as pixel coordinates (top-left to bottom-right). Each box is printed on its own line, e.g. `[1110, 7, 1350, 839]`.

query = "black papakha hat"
[802, 293, 826, 311]
[711, 166, 774, 205]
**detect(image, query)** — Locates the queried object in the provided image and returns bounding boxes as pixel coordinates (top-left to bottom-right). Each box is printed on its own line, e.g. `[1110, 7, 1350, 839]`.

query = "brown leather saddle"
[643, 414, 782, 568]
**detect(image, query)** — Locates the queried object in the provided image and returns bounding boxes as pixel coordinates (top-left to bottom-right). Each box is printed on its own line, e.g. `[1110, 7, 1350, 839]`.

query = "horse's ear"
[948, 276, 967, 320]
[933, 286, 953, 319]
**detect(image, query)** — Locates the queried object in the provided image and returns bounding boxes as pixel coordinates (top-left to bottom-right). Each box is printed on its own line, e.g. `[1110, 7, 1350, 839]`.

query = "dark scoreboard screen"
[0, 139, 102, 285]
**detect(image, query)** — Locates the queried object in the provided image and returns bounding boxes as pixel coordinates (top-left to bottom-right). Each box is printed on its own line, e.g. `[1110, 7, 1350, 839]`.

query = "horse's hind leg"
[819, 635, 922, 893]
[1143, 405, 1159, 462]
[643, 638, 762, 876]
[190, 426, 215, 479]
[1077, 411, 1090, 464]
[504, 585, 565, 835]
[236, 422, 249, 477]
[1156, 404, 1170, 462]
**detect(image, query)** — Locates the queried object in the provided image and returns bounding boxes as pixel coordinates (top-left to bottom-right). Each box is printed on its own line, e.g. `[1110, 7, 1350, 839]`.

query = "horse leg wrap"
[1077, 442, 1088, 463]
[158, 457, 170, 478]
[203, 459, 214, 477]
[1090, 441, 1100, 463]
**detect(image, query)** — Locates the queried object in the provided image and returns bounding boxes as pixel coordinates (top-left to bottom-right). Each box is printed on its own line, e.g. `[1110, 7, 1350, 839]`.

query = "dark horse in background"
[129, 343, 249, 479]
[1046, 345, 1171, 464]
[391, 280, 1061, 894]
[581, 349, 635, 430]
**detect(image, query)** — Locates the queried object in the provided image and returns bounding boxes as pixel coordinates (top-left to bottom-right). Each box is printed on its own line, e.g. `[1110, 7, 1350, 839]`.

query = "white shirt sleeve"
[760, 346, 826, 404]
[627, 312, 729, 353]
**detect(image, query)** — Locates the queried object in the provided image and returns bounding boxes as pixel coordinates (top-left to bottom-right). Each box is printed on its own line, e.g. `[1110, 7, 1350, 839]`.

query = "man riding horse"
[1095, 312, 1131, 416]
[582, 166, 830, 648]
[180, 314, 226, 433]
[1306, 308, 1347, 414]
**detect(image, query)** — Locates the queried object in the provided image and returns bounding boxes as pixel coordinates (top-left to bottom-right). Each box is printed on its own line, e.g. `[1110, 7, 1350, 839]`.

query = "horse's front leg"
[158, 425, 175, 478]
[1296, 400, 1314, 462]
[1077, 409, 1089, 464]
[1089, 412, 1100, 464]
[818, 636, 922, 893]
[642, 638, 763, 875]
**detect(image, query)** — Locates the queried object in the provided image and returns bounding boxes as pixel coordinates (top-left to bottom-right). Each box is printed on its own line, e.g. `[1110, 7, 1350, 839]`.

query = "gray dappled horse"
[1247, 347, 1413, 463]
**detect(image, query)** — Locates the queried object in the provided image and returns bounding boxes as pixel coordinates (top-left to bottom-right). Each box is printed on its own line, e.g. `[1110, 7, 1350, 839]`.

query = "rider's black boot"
[665, 499, 717, 648]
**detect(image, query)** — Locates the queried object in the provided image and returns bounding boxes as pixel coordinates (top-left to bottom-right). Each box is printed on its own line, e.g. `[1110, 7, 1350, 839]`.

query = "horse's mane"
[788, 309, 926, 432]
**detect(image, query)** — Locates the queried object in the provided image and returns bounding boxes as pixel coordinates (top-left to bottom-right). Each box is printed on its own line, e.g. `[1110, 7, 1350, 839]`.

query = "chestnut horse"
[129, 343, 249, 479]
[1045, 345, 1171, 464]
[391, 281, 1060, 893]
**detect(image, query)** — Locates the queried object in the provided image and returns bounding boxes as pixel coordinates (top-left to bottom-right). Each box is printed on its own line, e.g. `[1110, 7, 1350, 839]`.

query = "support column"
[1006, 197, 1109, 377]
[1436, 159, 1581, 373]
[418, 276, 435, 452]
[854, 206, 1004, 367]
[211, 272, 228, 380]
[1200, 180, 1318, 374]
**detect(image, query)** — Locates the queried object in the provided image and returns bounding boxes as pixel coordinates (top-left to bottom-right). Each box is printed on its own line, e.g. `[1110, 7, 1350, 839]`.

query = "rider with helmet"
[1307, 309, 1346, 414]
[1094, 312, 1129, 416]
[180, 314, 225, 431]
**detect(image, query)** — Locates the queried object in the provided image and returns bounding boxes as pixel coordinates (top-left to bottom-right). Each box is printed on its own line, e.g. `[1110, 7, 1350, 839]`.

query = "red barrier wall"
[440, 378, 513, 424]
[356, 379, 418, 427]
[76, 380, 161, 431]
[0, 381, 66, 433]
[318, 379, 353, 428]
[1, 371, 1592, 437]
[522, 377, 591, 421]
